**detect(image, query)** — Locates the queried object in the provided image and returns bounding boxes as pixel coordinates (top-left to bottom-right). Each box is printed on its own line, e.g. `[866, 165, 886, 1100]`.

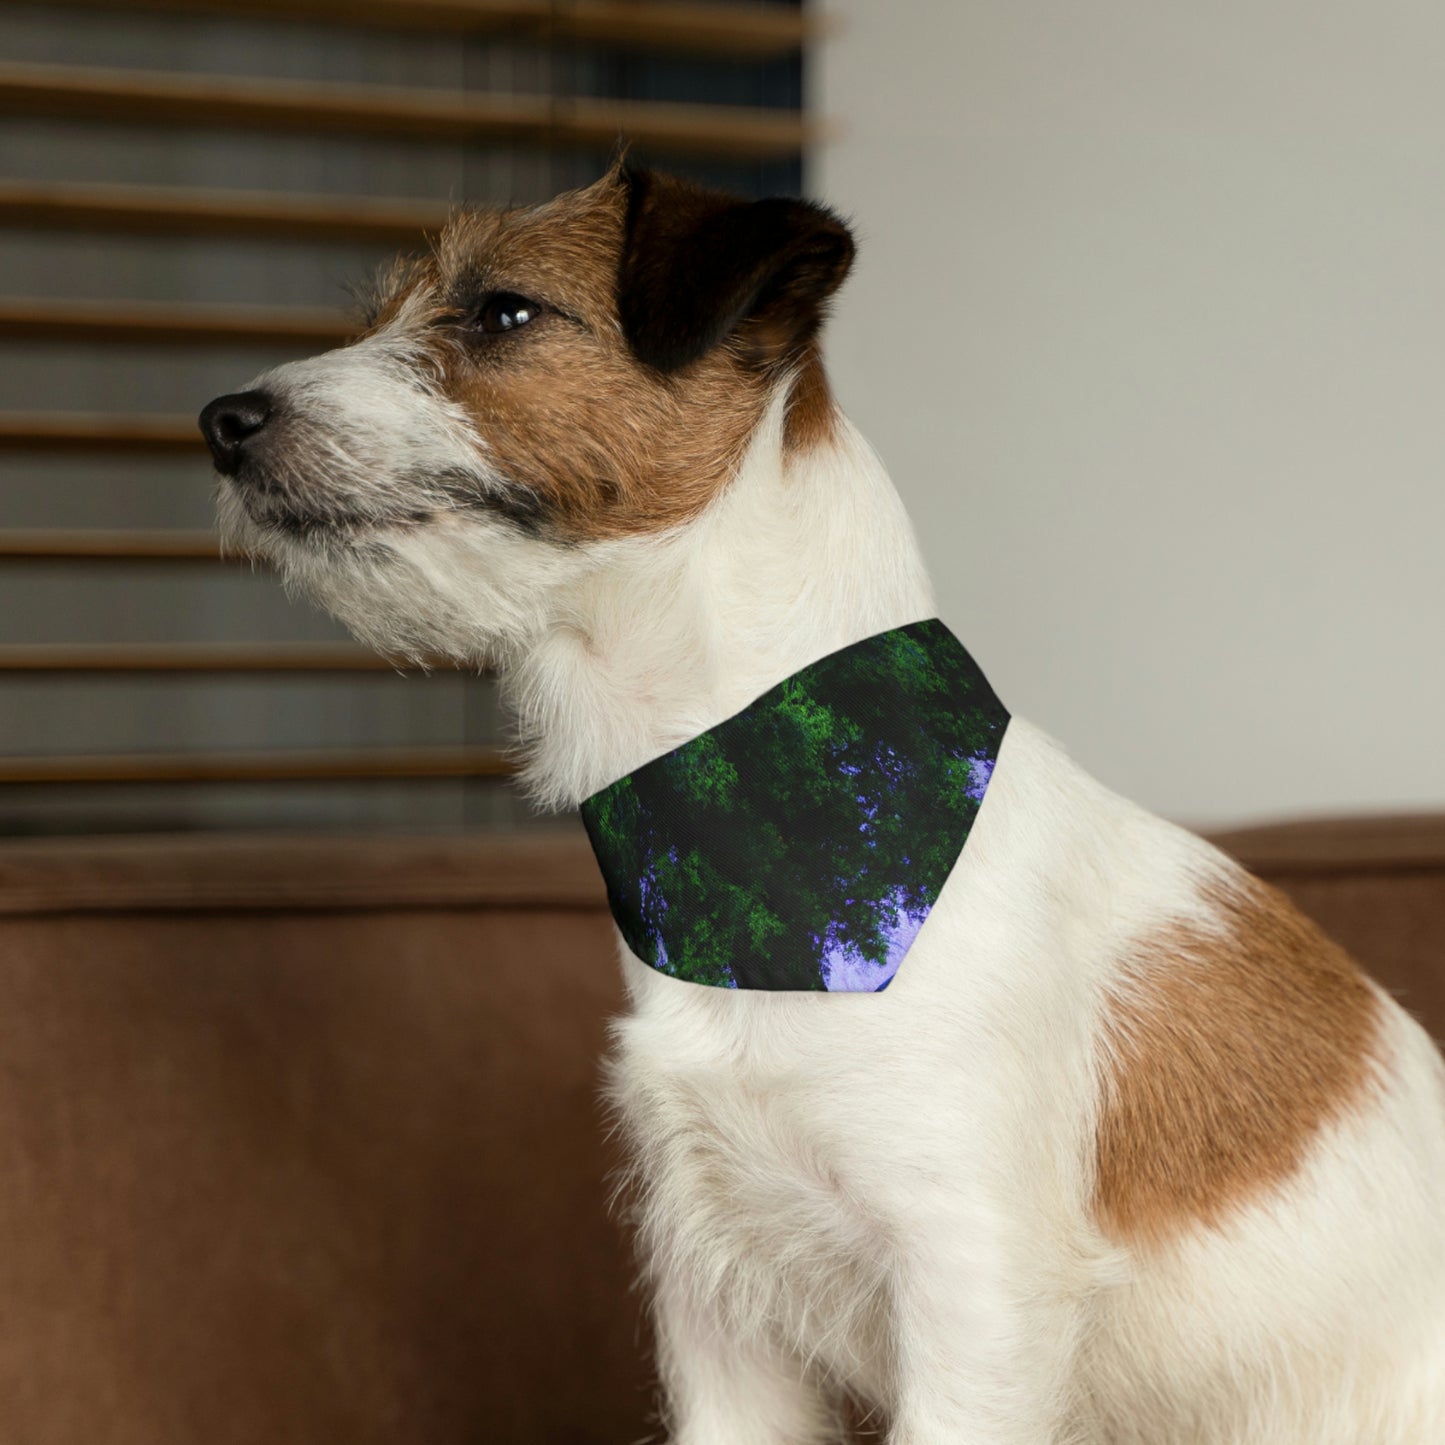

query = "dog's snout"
[199, 390, 273, 475]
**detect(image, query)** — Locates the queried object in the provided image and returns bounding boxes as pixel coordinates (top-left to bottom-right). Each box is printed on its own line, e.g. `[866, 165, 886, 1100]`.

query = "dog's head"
[199, 166, 854, 662]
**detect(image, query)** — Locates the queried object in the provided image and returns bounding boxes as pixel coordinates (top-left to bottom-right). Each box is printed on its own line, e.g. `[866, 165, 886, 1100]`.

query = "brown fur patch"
[1094, 872, 1382, 1247]
[363, 170, 844, 541]
[783, 341, 839, 453]
[349, 179, 767, 542]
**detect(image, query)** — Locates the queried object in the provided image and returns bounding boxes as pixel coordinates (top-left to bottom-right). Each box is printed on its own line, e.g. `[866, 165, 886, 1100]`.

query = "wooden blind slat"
[0, 298, 353, 348]
[0, 530, 228, 561]
[0, 643, 428, 672]
[0, 412, 201, 452]
[20, 0, 815, 58]
[0, 746, 514, 784]
[0, 180, 449, 245]
[0, 62, 818, 161]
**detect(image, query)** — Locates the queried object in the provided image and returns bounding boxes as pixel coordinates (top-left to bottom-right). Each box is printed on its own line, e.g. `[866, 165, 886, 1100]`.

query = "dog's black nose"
[199, 390, 273, 475]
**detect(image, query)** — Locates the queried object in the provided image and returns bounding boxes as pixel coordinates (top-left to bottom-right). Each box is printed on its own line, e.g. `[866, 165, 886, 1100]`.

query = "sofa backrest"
[0, 819, 1440, 1443]
[0, 832, 649, 1445]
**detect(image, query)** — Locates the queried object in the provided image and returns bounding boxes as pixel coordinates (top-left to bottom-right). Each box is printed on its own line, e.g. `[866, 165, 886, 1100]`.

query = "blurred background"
[2, 1, 1440, 840]
[0, 0, 803, 837]
[819, 1, 1445, 828]
[0, 4, 1442, 1443]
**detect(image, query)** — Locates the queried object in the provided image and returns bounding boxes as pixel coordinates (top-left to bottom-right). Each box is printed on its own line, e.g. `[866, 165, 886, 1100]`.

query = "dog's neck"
[505, 390, 937, 810]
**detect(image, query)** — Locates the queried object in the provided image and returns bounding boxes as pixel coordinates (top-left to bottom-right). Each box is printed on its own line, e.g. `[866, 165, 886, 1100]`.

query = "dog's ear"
[618, 166, 855, 375]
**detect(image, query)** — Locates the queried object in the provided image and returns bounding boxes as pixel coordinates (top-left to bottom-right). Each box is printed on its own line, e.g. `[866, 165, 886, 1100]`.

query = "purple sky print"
[821, 900, 929, 992]
[965, 751, 994, 801]
[818, 750, 990, 991]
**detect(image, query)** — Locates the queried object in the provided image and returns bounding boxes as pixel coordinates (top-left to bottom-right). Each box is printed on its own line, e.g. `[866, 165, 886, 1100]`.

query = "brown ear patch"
[424, 177, 773, 543]
[618, 166, 854, 377]
[373, 169, 849, 544]
[1093, 872, 1382, 1248]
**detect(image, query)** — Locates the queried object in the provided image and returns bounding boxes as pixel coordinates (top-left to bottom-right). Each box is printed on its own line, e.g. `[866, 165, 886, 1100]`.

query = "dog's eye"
[474, 292, 542, 335]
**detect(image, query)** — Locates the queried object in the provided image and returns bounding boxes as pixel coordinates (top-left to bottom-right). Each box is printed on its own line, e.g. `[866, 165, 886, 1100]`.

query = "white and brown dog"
[201, 165, 1445, 1443]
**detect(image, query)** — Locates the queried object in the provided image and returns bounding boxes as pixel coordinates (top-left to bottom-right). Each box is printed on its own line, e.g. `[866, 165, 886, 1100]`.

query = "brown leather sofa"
[0, 818, 1439, 1443]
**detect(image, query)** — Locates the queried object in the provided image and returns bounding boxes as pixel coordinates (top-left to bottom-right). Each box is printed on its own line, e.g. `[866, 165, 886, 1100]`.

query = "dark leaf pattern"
[581, 620, 1008, 991]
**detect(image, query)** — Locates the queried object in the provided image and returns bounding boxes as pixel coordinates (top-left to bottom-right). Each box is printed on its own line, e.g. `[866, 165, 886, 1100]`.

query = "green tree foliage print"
[580, 620, 1009, 991]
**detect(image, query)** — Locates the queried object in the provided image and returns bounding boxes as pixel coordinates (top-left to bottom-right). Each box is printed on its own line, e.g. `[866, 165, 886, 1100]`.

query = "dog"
[200, 163, 1445, 1443]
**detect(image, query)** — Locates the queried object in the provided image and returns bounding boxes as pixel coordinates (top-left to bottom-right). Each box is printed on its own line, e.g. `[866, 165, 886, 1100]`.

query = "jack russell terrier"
[200, 164, 1445, 1444]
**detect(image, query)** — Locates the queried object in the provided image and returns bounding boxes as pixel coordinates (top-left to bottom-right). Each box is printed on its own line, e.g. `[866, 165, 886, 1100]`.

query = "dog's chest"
[611, 1003, 894, 1388]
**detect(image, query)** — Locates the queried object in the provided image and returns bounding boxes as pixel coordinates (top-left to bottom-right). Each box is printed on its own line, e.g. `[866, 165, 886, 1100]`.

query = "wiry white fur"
[217, 308, 558, 662]
[217, 350, 1445, 1442]
[230, 294, 498, 519]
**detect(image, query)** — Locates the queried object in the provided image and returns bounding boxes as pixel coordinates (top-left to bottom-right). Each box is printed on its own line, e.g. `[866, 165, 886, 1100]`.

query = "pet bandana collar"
[580, 619, 1009, 992]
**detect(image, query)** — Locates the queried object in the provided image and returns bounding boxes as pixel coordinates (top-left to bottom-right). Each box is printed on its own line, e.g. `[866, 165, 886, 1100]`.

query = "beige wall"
[813, 1, 1445, 827]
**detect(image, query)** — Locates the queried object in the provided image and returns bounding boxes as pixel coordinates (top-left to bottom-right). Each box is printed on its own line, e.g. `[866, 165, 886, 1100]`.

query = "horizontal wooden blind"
[30, 0, 817, 57]
[0, 643, 414, 672]
[0, 181, 453, 244]
[0, 0, 813, 830]
[0, 296, 355, 347]
[0, 529, 223, 561]
[0, 62, 819, 161]
[0, 746, 513, 786]
[0, 412, 206, 452]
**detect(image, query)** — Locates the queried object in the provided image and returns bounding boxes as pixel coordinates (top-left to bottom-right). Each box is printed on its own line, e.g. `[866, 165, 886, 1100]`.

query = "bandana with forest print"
[580, 619, 1009, 991]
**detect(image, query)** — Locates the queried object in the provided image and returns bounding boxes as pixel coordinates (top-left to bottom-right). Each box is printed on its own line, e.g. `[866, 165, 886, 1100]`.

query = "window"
[0, 0, 812, 835]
